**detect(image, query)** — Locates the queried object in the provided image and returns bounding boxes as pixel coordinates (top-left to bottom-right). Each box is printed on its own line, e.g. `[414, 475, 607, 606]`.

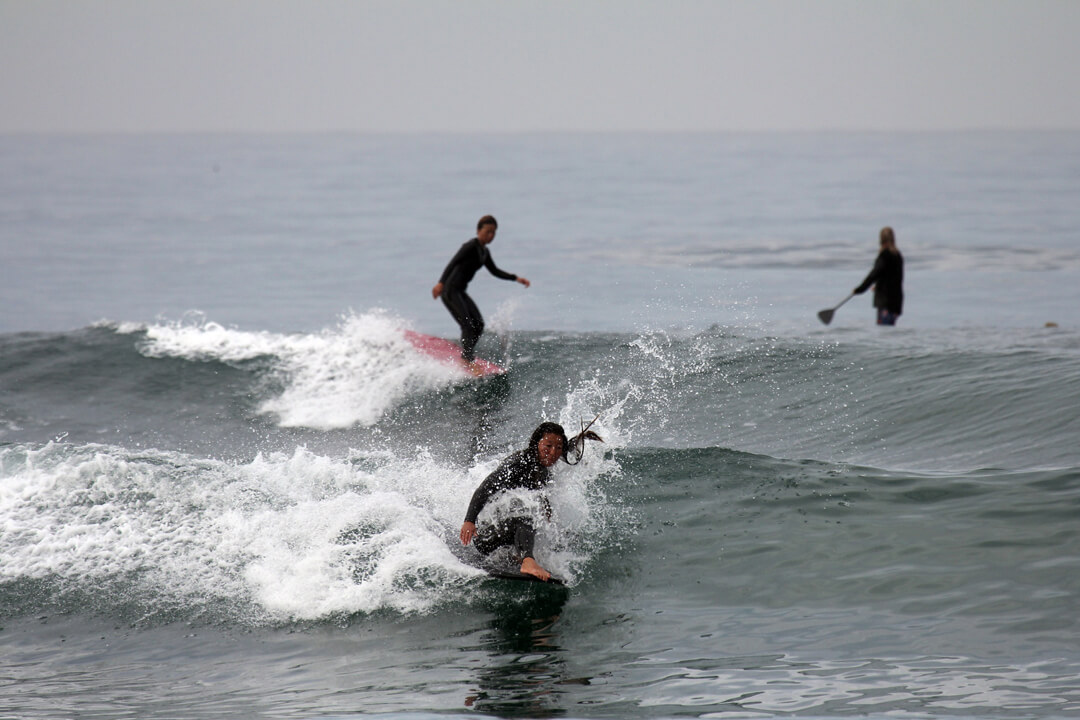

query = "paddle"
[817, 293, 854, 325]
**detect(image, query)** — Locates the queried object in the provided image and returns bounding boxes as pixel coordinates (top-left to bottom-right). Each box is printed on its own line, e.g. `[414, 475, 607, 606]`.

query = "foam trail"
[135, 312, 465, 429]
[0, 442, 481, 619]
[0, 436, 623, 621]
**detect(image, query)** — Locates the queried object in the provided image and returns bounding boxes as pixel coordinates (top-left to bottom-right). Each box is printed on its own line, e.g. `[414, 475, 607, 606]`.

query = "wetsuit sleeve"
[463, 455, 516, 523]
[439, 241, 476, 285]
[854, 253, 886, 294]
[463, 451, 537, 523]
[484, 253, 517, 282]
[464, 475, 498, 524]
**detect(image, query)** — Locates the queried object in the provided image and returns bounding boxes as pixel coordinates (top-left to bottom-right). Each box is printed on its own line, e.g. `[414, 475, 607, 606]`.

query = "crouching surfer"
[459, 421, 602, 581]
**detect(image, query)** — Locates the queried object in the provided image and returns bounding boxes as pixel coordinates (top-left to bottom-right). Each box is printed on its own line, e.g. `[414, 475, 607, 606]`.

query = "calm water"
[1, 132, 1079, 719]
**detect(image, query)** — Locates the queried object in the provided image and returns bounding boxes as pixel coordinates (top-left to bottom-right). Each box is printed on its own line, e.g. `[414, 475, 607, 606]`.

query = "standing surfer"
[431, 215, 530, 364]
[854, 226, 904, 326]
[460, 421, 601, 581]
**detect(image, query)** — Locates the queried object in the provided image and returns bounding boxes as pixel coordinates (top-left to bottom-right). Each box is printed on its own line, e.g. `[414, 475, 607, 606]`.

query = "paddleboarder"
[854, 226, 904, 325]
[460, 421, 602, 581]
[431, 215, 530, 363]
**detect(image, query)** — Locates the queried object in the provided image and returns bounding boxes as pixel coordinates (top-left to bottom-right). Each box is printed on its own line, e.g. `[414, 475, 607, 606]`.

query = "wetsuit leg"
[512, 519, 537, 559]
[441, 289, 484, 361]
[876, 308, 898, 326]
[474, 517, 537, 560]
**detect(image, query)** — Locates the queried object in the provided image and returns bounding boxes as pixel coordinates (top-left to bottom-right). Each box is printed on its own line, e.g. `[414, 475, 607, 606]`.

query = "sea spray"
[136, 311, 468, 429]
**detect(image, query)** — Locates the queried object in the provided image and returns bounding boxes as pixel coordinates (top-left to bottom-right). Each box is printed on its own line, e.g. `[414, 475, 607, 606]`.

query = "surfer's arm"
[460, 454, 525, 542]
[460, 477, 497, 545]
[854, 253, 886, 294]
[463, 471, 503, 526]
[483, 254, 520, 283]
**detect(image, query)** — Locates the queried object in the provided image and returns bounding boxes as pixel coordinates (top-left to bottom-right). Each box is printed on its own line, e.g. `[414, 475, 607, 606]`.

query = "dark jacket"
[855, 248, 904, 315]
[439, 238, 517, 291]
[464, 449, 551, 525]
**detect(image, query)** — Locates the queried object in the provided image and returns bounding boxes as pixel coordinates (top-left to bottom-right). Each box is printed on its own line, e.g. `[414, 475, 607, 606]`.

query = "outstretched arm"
[483, 252, 528, 285]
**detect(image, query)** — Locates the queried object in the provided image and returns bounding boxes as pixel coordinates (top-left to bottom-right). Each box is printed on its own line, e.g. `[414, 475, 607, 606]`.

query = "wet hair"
[528, 422, 569, 461]
[477, 215, 498, 231]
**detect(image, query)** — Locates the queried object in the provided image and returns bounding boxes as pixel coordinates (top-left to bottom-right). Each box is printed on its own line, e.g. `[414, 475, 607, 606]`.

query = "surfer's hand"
[432, 283, 443, 299]
[517, 277, 530, 288]
[460, 521, 477, 546]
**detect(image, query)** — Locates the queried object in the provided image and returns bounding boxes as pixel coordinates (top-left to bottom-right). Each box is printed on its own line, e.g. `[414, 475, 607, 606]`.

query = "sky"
[2, 0, 1079, 133]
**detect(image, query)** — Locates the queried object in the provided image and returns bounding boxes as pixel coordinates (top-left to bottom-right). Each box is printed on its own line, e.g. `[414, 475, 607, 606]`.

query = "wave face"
[5, 316, 1079, 467]
[3, 321, 1079, 717]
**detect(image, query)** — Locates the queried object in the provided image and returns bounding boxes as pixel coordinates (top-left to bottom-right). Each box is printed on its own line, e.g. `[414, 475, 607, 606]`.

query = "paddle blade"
[817, 308, 835, 325]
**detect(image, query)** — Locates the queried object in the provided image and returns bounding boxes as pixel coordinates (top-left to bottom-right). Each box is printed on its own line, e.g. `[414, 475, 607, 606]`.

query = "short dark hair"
[477, 215, 498, 231]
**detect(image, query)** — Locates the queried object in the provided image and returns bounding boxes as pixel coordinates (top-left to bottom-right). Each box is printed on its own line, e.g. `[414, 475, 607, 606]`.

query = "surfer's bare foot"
[465, 360, 484, 377]
[520, 556, 550, 582]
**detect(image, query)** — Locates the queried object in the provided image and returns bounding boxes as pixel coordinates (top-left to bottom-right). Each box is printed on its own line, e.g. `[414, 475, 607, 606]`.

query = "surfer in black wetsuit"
[854, 226, 904, 326]
[431, 215, 530, 363]
[460, 421, 601, 581]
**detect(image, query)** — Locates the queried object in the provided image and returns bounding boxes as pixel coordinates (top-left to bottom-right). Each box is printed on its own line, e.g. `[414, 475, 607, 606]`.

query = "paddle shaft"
[832, 293, 854, 312]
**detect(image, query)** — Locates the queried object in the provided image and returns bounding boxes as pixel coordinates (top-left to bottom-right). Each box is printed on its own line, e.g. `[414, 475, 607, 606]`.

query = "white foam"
[0, 443, 246, 613]
[229, 446, 488, 617]
[140, 317, 290, 362]
[134, 311, 464, 429]
[0, 437, 623, 621]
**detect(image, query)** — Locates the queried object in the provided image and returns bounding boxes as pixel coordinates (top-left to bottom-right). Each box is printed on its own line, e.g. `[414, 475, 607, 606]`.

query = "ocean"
[1, 132, 1079, 719]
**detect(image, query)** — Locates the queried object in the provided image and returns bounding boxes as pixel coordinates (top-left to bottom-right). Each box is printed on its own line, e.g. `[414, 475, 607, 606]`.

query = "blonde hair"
[880, 226, 897, 252]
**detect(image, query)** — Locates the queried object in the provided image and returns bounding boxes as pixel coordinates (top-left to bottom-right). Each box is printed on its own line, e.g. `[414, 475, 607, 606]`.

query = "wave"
[130, 311, 470, 430]
[5, 436, 1076, 643]
[4, 315, 1080, 475]
[0, 430, 623, 623]
[612, 445, 1080, 659]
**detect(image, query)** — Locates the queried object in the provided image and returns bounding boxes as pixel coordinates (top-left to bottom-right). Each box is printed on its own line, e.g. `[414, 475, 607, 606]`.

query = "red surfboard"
[402, 330, 506, 377]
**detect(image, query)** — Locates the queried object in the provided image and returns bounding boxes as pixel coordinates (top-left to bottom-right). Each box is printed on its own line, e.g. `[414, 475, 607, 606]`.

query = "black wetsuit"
[464, 449, 552, 560]
[854, 248, 904, 322]
[438, 238, 517, 361]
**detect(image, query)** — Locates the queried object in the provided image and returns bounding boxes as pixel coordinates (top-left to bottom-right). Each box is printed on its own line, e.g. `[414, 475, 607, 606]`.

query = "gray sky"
[2, 0, 1079, 133]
